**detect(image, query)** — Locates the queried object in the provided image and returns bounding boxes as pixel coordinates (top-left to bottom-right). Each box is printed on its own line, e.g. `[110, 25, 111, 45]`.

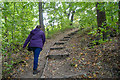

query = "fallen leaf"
[95, 57, 98, 61]
[80, 53, 83, 55]
[85, 53, 88, 56]
[79, 67, 81, 70]
[93, 73, 97, 77]
[78, 60, 81, 63]
[96, 71, 99, 74]
[82, 58, 85, 60]
[98, 55, 102, 58]
[73, 57, 76, 61]
[101, 72, 104, 75]
[25, 57, 29, 60]
[93, 63, 96, 66]
[95, 54, 98, 56]
[98, 66, 102, 69]
[22, 64, 24, 67]
[8, 77, 10, 79]
[87, 61, 90, 64]
[81, 75, 84, 78]
[88, 76, 92, 78]
[21, 69, 24, 72]
[66, 57, 70, 60]
[75, 64, 78, 68]
[26, 64, 28, 67]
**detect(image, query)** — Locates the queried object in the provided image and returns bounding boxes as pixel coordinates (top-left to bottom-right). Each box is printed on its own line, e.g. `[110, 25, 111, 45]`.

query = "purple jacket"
[23, 28, 45, 49]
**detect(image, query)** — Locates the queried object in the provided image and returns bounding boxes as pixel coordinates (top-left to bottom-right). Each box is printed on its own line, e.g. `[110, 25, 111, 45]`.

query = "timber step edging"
[50, 47, 65, 50]
[63, 36, 71, 38]
[54, 42, 65, 45]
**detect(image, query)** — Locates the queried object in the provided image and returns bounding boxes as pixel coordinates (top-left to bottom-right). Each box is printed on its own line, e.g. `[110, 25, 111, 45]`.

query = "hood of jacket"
[31, 28, 41, 35]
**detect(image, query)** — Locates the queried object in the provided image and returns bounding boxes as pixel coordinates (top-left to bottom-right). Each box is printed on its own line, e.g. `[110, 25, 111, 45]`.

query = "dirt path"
[41, 28, 80, 78]
[6, 27, 119, 78]
[41, 28, 85, 78]
[17, 28, 80, 78]
[41, 28, 119, 78]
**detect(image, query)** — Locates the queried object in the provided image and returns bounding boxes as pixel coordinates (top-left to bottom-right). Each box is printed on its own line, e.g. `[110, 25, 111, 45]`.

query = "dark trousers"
[31, 47, 42, 70]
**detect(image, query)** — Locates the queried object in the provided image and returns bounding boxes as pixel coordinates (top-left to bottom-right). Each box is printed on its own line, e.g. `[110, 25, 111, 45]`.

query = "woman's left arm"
[42, 32, 46, 45]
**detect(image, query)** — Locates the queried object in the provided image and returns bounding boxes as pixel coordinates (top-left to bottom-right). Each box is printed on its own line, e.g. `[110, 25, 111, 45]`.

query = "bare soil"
[2, 28, 120, 78]
[42, 29, 120, 78]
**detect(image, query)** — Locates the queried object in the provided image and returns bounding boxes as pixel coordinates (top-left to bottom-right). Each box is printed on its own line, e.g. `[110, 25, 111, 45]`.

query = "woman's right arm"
[23, 32, 32, 48]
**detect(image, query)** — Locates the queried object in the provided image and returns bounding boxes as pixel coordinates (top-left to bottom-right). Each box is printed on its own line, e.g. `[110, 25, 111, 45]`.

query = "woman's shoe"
[33, 69, 40, 75]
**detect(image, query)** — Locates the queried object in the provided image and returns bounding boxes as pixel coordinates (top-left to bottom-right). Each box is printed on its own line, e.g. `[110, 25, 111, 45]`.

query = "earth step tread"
[46, 54, 69, 59]
[56, 41, 67, 43]
[59, 39, 69, 41]
[51, 45, 64, 48]
[74, 29, 80, 32]
[49, 50, 69, 55]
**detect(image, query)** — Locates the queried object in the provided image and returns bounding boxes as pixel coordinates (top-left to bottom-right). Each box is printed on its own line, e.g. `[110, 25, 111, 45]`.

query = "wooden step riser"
[50, 47, 65, 50]
[68, 30, 79, 36]
[54, 42, 65, 45]
[64, 36, 71, 38]
[68, 33, 76, 36]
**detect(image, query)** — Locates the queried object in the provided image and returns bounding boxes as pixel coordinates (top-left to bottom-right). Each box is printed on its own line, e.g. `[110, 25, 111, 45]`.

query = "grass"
[45, 25, 75, 39]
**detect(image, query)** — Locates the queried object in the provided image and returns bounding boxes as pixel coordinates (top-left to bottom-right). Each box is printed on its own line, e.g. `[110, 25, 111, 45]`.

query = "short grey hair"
[36, 25, 41, 28]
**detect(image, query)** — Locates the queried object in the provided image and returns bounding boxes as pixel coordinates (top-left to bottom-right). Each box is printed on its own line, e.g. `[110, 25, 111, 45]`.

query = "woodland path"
[18, 28, 80, 78]
[40, 28, 119, 78]
[3, 27, 119, 78]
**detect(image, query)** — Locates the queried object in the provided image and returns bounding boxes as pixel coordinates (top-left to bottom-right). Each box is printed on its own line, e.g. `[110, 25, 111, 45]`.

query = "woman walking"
[23, 25, 45, 75]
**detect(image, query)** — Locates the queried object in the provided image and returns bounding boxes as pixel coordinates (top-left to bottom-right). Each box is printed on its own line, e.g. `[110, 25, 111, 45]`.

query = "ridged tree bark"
[118, 1, 120, 29]
[70, 10, 75, 25]
[96, 2, 107, 40]
[39, 2, 45, 32]
[118, 1, 120, 50]
[67, 3, 71, 19]
[12, 2, 15, 39]
[4, 3, 8, 42]
[96, 2, 106, 28]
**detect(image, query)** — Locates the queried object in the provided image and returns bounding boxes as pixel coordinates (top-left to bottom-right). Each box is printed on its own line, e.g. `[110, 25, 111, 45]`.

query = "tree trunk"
[67, 3, 71, 20]
[68, 9, 71, 19]
[70, 10, 75, 25]
[4, 3, 8, 42]
[96, 2, 107, 40]
[39, 2, 45, 32]
[96, 2, 106, 28]
[118, 1, 120, 29]
[110, 2, 113, 21]
[118, 1, 120, 49]
[12, 2, 15, 39]
[5, 16, 8, 42]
